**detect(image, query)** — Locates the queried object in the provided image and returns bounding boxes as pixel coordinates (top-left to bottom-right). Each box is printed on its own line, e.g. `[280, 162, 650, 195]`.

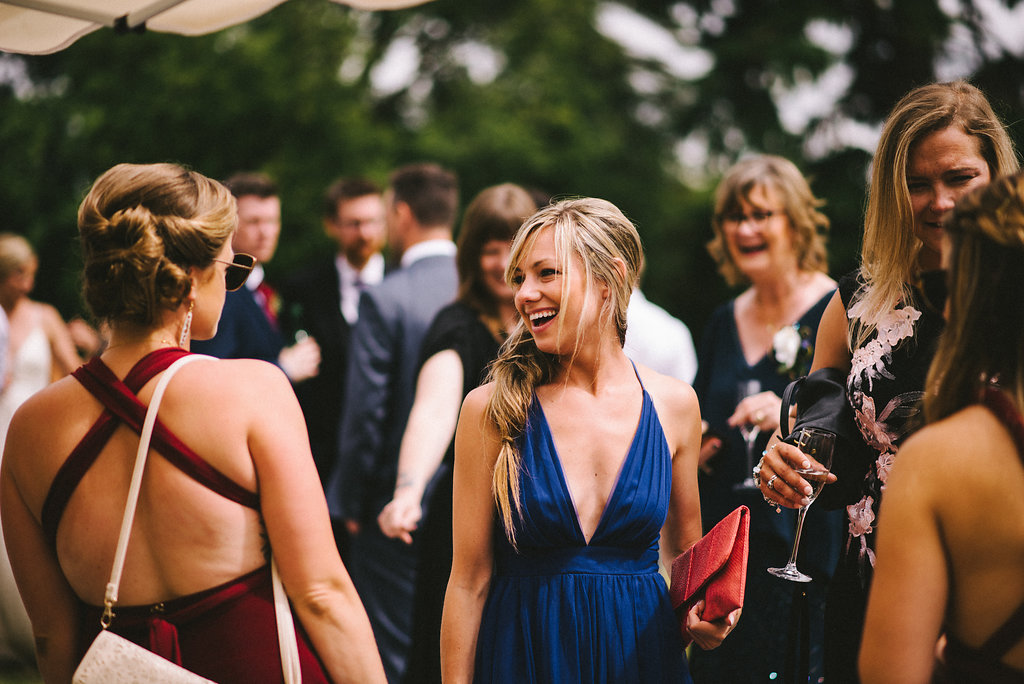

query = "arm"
[440, 386, 498, 684]
[1, 415, 79, 683]
[378, 350, 464, 544]
[660, 382, 703, 564]
[328, 293, 394, 524]
[39, 303, 82, 377]
[859, 434, 946, 684]
[759, 291, 851, 509]
[246, 362, 386, 683]
[656, 380, 741, 650]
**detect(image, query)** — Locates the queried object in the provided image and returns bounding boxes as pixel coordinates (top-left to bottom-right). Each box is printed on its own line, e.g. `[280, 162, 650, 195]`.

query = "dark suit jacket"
[191, 286, 284, 363]
[327, 252, 458, 523]
[278, 258, 351, 484]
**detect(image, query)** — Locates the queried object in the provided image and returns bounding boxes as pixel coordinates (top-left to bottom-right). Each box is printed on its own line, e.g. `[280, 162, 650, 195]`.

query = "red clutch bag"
[669, 505, 749, 645]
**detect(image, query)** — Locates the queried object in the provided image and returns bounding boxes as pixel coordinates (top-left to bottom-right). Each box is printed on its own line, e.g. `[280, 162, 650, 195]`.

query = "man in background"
[279, 177, 386, 487]
[192, 172, 320, 382]
[327, 163, 459, 683]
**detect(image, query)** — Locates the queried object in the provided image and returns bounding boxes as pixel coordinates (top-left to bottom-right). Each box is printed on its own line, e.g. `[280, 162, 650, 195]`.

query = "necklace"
[103, 337, 178, 353]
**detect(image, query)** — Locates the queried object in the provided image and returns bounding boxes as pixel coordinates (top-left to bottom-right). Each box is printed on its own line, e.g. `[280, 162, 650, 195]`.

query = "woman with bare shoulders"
[0, 163, 385, 683]
[860, 171, 1024, 683]
[440, 198, 737, 683]
[0, 234, 84, 441]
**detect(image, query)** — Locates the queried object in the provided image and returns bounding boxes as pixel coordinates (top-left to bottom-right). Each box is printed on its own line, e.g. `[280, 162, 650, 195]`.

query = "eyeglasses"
[718, 210, 780, 228]
[212, 253, 257, 291]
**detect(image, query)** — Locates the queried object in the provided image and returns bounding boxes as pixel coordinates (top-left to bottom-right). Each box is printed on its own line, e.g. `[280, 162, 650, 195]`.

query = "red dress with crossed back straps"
[42, 348, 329, 683]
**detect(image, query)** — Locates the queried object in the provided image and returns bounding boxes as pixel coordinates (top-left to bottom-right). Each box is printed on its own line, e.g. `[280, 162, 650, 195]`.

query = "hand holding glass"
[734, 380, 762, 491]
[767, 427, 835, 582]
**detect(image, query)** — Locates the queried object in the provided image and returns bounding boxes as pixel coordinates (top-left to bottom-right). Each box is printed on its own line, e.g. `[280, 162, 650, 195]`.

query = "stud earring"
[178, 301, 193, 347]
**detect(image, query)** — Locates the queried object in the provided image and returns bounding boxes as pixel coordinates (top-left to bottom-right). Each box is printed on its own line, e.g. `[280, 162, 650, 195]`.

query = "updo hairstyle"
[78, 163, 236, 327]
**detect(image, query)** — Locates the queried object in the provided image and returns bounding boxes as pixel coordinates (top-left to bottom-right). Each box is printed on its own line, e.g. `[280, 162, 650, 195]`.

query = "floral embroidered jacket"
[838, 270, 945, 569]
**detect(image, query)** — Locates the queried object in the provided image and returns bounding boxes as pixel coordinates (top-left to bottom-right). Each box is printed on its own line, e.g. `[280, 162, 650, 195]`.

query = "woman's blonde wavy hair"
[926, 171, 1024, 422]
[707, 154, 830, 287]
[853, 80, 1019, 348]
[484, 197, 643, 545]
[78, 163, 237, 328]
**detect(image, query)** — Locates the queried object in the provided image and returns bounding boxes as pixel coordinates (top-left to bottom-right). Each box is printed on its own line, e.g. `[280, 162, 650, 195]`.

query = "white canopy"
[0, 0, 431, 54]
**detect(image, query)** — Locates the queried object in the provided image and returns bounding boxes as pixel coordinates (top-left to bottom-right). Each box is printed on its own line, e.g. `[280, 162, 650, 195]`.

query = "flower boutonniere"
[772, 324, 815, 379]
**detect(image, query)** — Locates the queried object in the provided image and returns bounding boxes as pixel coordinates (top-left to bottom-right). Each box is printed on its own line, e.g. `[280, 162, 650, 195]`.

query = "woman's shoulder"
[462, 380, 496, 411]
[187, 354, 287, 386]
[895, 405, 1008, 484]
[636, 364, 698, 417]
[4, 374, 92, 475]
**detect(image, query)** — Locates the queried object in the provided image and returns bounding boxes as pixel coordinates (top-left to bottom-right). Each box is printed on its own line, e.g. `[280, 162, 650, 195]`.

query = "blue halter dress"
[473, 370, 691, 683]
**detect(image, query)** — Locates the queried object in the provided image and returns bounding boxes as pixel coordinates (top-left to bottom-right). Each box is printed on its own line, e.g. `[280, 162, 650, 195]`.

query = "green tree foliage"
[0, 0, 1021, 340]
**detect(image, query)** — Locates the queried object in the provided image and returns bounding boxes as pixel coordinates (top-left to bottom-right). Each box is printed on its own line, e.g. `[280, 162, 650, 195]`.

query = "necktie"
[255, 281, 279, 328]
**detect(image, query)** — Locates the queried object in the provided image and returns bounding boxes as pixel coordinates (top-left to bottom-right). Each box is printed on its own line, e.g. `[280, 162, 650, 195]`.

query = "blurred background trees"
[1, 0, 1021, 341]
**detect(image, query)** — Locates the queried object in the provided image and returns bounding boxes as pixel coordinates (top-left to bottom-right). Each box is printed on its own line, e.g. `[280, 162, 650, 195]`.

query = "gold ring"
[754, 410, 765, 423]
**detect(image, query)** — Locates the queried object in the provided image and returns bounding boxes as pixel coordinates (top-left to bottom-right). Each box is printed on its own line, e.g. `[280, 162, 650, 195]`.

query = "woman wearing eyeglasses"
[690, 154, 841, 682]
[0, 163, 386, 683]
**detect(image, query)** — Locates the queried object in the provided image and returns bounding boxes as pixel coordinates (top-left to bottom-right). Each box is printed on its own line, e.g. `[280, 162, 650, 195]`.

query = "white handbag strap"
[272, 558, 302, 684]
[99, 353, 301, 683]
[102, 354, 204, 624]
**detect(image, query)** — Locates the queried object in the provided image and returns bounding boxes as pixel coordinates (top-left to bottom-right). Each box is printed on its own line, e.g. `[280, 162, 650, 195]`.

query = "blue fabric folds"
[474, 382, 691, 683]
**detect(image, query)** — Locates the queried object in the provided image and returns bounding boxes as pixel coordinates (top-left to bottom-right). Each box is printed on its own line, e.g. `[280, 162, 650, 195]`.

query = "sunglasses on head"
[212, 253, 257, 291]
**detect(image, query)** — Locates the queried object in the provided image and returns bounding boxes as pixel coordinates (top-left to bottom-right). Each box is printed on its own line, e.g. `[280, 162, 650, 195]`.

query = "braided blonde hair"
[78, 163, 236, 327]
[485, 197, 643, 545]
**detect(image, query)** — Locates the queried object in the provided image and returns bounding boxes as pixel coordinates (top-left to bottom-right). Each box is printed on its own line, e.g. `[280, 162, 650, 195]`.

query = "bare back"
[3, 354, 281, 606]
[938, 405, 1024, 669]
[862, 398, 1024, 680]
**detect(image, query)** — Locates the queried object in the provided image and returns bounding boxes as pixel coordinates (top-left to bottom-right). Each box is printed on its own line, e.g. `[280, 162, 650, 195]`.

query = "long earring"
[178, 301, 193, 347]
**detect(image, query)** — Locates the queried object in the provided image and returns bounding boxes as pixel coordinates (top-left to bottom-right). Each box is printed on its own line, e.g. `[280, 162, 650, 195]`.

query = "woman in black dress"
[757, 80, 1019, 681]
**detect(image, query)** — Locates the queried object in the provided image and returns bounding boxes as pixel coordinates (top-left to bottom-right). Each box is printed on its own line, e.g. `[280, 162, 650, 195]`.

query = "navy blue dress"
[473, 372, 690, 683]
[690, 290, 842, 683]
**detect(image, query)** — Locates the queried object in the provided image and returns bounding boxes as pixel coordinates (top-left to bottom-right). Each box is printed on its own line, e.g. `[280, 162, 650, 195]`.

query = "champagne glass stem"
[785, 504, 810, 568]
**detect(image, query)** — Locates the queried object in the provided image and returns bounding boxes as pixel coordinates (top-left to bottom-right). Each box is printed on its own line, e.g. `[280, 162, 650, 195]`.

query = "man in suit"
[192, 172, 320, 382]
[279, 178, 386, 486]
[327, 163, 459, 683]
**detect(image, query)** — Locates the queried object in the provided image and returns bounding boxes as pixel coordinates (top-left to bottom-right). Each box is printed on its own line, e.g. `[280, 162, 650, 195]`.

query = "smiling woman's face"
[907, 125, 991, 271]
[722, 184, 797, 280]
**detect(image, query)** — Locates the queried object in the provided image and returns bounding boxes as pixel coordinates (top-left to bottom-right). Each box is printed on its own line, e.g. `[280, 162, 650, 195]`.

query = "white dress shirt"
[337, 252, 385, 325]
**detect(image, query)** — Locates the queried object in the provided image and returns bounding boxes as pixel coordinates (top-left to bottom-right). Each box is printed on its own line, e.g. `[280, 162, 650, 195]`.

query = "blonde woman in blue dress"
[441, 198, 738, 683]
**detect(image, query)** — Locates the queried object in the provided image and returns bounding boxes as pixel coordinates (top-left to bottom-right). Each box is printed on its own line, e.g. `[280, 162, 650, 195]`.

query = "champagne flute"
[734, 379, 762, 491]
[767, 427, 835, 582]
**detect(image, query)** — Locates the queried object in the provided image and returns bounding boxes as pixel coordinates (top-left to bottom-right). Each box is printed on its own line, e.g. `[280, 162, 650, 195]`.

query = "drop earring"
[178, 301, 193, 347]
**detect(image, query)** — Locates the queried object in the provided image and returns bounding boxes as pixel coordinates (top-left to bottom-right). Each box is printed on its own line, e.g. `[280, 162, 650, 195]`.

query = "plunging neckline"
[534, 385, 647, 546]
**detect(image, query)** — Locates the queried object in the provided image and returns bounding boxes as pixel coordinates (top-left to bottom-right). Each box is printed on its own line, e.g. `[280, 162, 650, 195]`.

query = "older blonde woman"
[691, 155, 840, 682]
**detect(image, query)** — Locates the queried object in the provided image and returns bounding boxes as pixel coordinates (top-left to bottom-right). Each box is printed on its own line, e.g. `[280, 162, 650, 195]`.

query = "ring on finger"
[754, 410, 765, 423]
[767, 475, 779, 491]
